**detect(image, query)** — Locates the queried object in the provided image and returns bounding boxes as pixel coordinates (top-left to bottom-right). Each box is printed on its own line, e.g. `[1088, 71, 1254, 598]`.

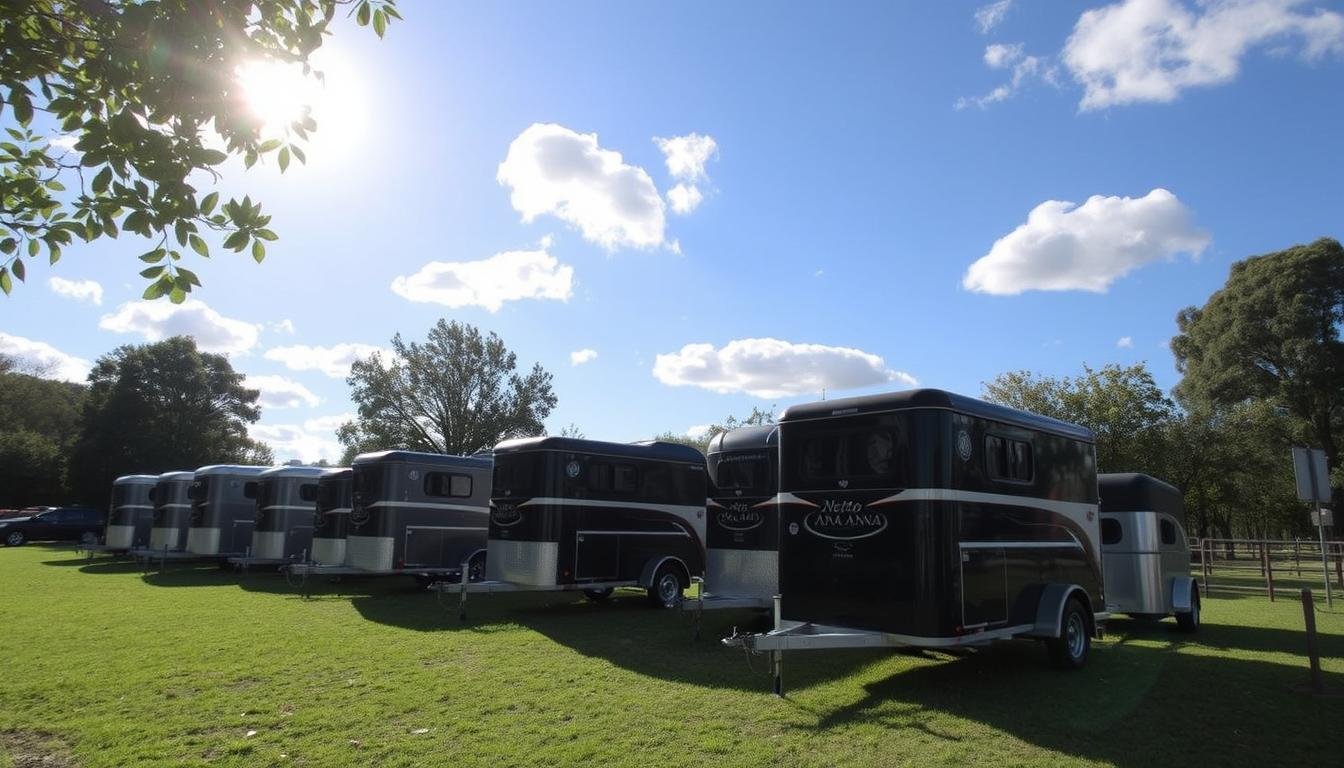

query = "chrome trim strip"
[576, 529, 690, 537]
[959, 540, 1083, 550]
[366, 501, 486, 513]
[518, 497, 704, 514]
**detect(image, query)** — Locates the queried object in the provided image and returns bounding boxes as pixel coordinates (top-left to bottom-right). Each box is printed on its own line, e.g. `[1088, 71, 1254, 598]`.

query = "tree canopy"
[0, 0, 398, 301]
[338, 320, 557, 463]
[0, 363, 86, 507]
[69, 335, 271, 502]
[653, 407, 775, 454]
[1172, 237, 1344, 483]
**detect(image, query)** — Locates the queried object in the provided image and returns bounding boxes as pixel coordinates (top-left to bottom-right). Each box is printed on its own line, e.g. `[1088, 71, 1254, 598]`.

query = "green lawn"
[2, 545, 1342, 767]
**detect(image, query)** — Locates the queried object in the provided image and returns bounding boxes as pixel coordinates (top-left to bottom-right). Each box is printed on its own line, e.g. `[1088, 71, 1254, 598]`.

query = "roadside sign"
[1311, 509, 1334, 527]
[1292, 447, 1331, 503]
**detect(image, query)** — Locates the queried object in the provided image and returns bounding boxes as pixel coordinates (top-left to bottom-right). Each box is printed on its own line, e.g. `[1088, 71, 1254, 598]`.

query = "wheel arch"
[639, 555, 690, 589]
[1028, 583, 1097, 639]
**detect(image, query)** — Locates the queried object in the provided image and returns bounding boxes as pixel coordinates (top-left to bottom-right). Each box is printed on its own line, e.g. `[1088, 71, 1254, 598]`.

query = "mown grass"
[2, 545, 1342, 767]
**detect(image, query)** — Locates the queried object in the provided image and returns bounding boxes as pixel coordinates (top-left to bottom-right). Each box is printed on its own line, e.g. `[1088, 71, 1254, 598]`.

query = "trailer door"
[960, 546, 1008, 628]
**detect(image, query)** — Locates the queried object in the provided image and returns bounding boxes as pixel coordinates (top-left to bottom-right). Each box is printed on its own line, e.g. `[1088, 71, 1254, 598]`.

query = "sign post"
[1292, 447, 1333, 608]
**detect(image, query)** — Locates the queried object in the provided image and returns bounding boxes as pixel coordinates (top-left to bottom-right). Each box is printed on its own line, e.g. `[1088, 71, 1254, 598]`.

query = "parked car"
[0, 507, 104, 547]
[0, 506, 52, 520]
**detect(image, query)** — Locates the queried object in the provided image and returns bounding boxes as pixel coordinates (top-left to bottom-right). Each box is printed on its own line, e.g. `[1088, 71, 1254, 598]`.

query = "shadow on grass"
[351, 587, 881, 692]
[800, 628, 1344, 767]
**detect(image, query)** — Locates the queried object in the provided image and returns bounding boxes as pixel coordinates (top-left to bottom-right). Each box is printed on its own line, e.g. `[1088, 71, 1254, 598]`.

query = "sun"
[234, 51, 366, 157]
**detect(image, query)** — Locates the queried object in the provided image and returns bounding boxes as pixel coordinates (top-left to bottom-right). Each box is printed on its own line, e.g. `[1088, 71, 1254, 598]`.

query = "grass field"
[2, 546, 1342, 767]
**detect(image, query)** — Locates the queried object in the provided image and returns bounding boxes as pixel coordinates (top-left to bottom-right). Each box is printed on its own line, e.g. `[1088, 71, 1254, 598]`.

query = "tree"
[982, 363, 1173, 475]
[68, 335, 268, 502]
[338, 320, 558, 463]
[1, 0, 398, 300]
[0, 367, 86, 506]
[652, 407, 775, 455]
[1172, 238, 1344, 496]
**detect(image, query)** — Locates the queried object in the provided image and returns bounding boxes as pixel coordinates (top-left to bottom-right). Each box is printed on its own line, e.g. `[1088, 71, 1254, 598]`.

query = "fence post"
[1335, 544, 1342, 596]
[1295, 537, 1301, 577]
[1259, 541, 1266, 577]
[1263, 542, 1275, 602]
[1201, 538, 1211, 597]
[1302, 589, 1324, 694]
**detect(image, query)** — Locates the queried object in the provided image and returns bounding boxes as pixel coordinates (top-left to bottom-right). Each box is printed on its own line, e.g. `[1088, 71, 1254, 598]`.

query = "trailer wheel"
[1046, 598, 1091, 670]
[4, 530, 25, 547]
[583, 587, 614, 601]
[645, 562, 685, 609]
[1176, 588, 1200, 633]
[467, 552, 486, 583]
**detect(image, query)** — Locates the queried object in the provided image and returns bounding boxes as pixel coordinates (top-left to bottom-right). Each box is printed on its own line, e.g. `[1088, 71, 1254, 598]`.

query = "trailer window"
[985, 435, 1033, 482]
[299, 483, 319, 502]
[425, 472, 473, 498]
[585, 462, 639, 493]
[715, 455, 771, 494]
[494, 458, 539, 496]
[798, 429, 896, 480]
[1101, 518, 1122, 545]
[1160, 518, 1177, 546]
[243, 481, 260, 500]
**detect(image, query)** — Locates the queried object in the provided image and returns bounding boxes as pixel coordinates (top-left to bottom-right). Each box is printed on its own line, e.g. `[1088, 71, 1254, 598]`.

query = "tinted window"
[782, 414, 909, 491]
[1101, 518, 1122, 545]
[1160, 518, 1177, 546]
[425, 472, 473, 498]
[986, 435, 1033, 482]
[243, 481, 260, 500]
[493, 457, 538, 496]
[798, 429, 896, 480]
[714, 455, 771, 494]
[299, 483, 319, 502]
[586, 462, 638, 493]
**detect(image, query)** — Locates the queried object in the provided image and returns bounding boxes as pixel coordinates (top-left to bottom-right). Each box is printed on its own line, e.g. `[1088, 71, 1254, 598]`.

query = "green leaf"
[290, 145, 306, 164]
[139, 265, 165, 279]
[200, 191, 219, 216]
[278, 146, 290, 172]
[0, 238, 15, 255]
[189, 234, 209, 257]
[45, 179, 65, 192]
[174, 220, 188, 246]
[27, 238, 38, 257]
[12, 93, 33, 125]
[357, 1, 372, 26]
[47, 244, 60, 265]
[138, 249, 165, 263]
[12, 257, 25, 282]
[251, 239, 266, 263]
[198, 149, 227, 166]
[177, 267, 202, 287]
[0, 268, 10, 295]
[142, 279, 168, 300]
[258, 138, 283, 153]
[255, 228, 278, 241]
[373, 9, 387, 37]
[223, 231, 249, 252]
[169, 286, 187, 304]
[92, 166, 112, 194]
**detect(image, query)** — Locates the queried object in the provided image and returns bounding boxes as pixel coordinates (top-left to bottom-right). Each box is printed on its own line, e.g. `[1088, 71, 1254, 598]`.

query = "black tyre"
[583, 587, 614, 602]
[645, 562, 685, 609]
[466, 553, 486, 583]
[1176, 588, 1201, 633]
[3, 530, 26, 547]
[1046, 598, 1091, 670]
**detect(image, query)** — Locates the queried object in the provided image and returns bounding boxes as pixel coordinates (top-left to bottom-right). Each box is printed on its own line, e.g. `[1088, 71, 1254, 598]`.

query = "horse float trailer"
[722, 389, 1106, 694]
[685, 425, 780, 634]
[84, 474, 158, 555]
[310, 468, 353, 566]
[229, 465, 327, 570]
[341, 450, 492, 583]
[440, 437, 707, 621]
[185, 465, 269, 560]
[136, 471, 196, 564]
[1099, 472, 1199, 630]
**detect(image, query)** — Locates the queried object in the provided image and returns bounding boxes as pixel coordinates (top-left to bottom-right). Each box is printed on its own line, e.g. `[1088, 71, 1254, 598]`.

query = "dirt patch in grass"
[1, 730, 78, 768]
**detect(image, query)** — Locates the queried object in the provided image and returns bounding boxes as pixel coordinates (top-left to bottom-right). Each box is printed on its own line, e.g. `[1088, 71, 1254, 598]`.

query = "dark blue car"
[0, 506, 103, 547]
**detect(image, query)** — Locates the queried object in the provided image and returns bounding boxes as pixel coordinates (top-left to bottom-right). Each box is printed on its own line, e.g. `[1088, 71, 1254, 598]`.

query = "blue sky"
[3, 0, 1343, 462]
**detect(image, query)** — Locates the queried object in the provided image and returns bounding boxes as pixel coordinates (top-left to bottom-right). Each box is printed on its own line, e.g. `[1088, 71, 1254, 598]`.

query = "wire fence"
[1192, 537, 1344, 602]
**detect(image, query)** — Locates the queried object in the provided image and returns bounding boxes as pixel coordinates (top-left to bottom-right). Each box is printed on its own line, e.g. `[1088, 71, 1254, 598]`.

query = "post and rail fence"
[1192, 537, 1344, 603]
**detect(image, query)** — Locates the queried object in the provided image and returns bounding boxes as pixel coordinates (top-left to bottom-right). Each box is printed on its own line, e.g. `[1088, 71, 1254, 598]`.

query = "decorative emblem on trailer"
[803, 500, 888, 540]
[837, 479, 849, 488]
[717, 506, 764, 532]
[350, 504, 370, 526]
[408, 470, 420, 481]
[565, 460, 581, 478]
[492, 503, 523, 527]
[956, 430, 973, 461]
[788, 523, 799, 535]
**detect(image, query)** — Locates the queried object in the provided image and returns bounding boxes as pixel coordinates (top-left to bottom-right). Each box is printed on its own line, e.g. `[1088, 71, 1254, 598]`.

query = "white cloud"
[391, 248, 574, 312]
[654, 134, 718, 182]
[1117, 336, 1135, 348]
[0, 332, 92, 382]
[263, 343, 388, 379]
[962, 188, 1209, 295]
[98, 299, 259, 354]
[1064, 0, 1344, 110]
[497, 123, 666, 250]
[303, 413, 356, 433]
[249, 423, 344, 465]
[653, 338, 917, 399]
[570, 348, 598, 366]
[245, 374, 321, 409]
[666, 183, 704, 215]
[269, 319, 296, 335]
[48, 134, 80, 153]
[686, 424, 713, 440]
[958, 44, 1059, 109]
[975, 0, 1014, 33]
[47, 277, 103, 305]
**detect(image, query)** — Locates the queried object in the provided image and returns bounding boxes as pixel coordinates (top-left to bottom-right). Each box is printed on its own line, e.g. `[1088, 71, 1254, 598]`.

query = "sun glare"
[234, 51, 367, 159]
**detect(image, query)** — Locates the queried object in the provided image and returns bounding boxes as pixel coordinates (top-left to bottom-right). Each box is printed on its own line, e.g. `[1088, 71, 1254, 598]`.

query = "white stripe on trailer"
[576, 529, 690, 537]
[156, 503, 192, 509]
[518, 497, 704, 515]
[959, 540, 1082, 550]
[407, 525, 487, 532]
[366, 501, 486, 513]
[259, 504, 317, 512]
[113, 504, 154, 511]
